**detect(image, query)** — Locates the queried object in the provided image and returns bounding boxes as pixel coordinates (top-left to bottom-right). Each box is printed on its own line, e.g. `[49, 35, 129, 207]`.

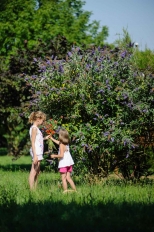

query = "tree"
[114, 28, 133, 50]
[0, 0, 108, 154]
[0, 35, 71, 153]
[133, 49, 154, 74]
[0, 0, 108, 56]
[0, 0, 36, 55]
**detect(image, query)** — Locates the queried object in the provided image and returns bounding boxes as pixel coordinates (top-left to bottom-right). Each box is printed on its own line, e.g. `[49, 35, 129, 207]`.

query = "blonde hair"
[28, 111, 46, 124]
[59, 129, 70, 145]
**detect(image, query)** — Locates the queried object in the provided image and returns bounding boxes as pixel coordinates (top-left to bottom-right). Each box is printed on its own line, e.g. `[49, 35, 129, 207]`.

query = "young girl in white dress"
[29, 111, 50, 190]
[50, 129, 76, 193]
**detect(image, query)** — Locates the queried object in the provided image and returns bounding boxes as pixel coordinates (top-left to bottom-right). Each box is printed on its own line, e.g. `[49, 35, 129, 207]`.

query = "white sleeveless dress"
[58, 145, 74, 168]
[29, 125, 44, 161]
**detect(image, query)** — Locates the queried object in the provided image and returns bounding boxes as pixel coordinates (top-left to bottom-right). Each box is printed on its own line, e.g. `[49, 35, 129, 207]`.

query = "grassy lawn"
[0, 154, 154, 232]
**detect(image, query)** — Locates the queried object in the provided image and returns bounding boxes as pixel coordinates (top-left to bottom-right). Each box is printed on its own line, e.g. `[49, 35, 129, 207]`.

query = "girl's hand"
[44, 135, 50, 140]
[50, 154, 55, 159]
[33, 156, 38, 164]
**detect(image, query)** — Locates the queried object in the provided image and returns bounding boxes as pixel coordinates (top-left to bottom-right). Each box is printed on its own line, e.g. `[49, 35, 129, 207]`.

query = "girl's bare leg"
[34, 161, 41, 189]
[29, 163, 37, 190]
[66, 172, 76, 191]
[29, 162, 40, 190]
[61, 173, 67, 191]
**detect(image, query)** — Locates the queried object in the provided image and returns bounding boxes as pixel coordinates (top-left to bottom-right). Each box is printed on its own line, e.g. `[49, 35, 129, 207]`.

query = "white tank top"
[58, 145, 74, 168]
[29, 125, 44, 155]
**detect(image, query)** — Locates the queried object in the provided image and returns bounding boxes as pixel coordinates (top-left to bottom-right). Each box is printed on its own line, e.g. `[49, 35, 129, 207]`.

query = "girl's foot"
[63, 190, 77, 193]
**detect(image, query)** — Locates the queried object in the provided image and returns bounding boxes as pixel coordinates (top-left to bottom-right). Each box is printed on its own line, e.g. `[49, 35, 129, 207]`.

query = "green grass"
[0, 155, 154, 232]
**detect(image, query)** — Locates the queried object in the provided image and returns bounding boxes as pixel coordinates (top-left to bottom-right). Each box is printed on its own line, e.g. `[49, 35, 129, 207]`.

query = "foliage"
[0, 0, 108, 153]
[0, 0, 36, 56]
[3, 111, 30, 157]
[0, 0, 108, 56]
[133, 48, 154, 74]
[0, 62, 30, 151]
[23, 45, 154, 178]
[114, 28, 154, 75]
[0, 35, 71, 151]
[114, 28, 134, 50]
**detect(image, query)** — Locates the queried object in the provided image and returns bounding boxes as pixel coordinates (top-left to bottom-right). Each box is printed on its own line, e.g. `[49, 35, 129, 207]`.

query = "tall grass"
[0, 155, 154, 232]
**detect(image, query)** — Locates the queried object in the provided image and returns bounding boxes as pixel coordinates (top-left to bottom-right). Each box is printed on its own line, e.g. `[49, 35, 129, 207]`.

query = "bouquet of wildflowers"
[41, 119, 58, 152]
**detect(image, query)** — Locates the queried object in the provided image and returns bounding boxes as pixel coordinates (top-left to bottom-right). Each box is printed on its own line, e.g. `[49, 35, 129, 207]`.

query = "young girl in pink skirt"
[50, 129, 76, 193]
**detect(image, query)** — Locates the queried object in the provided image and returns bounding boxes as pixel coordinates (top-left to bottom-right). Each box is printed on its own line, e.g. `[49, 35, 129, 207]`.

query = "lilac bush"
[24, 46, 154, 178]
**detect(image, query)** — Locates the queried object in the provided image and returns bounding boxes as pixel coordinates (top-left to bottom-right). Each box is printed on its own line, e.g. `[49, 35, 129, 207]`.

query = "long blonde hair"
[28, 111, 46, 124]
[59, 129, 70, 145]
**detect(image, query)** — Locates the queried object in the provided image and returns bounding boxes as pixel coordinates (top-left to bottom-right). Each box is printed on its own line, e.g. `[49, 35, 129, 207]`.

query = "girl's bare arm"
[51, 143, 65, 159]
[31, 127, 38, 163]
[49, 136, 60, 145]
[43, 135, 50, 140]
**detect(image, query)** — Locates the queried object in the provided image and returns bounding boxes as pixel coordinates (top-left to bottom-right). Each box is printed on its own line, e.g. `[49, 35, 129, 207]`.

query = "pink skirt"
[59, 165, 73, 173]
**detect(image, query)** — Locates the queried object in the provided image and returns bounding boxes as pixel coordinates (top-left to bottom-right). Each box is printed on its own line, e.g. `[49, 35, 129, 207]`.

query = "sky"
[83, 0, 154, 51]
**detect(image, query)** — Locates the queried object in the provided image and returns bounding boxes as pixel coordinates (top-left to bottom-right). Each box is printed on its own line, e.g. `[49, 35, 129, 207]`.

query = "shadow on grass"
[0, 148, 8, 156]
[0, 199, 154, 232]
[0, 163, 51, 172]
[0, 164, 31, 172]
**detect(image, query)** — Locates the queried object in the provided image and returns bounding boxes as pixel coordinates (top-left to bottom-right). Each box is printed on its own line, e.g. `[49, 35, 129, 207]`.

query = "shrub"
[23, 46, 154, 178]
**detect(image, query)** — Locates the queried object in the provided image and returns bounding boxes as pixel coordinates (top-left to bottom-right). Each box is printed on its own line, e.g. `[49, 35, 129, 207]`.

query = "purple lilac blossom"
[67, 51, 72, 57]
[32, 75, 37, 79]
[126, 153, 129, 158]
[97, 89, 104, 94]
[133, 72, 137, 77]
[122, 94, 128, 99]
[59, 65, 64, 73]
[120, 51, 127, 58]
[104, 131, 110, 136]
[46, 60, 51, 65]
[111, 137, 114, 142]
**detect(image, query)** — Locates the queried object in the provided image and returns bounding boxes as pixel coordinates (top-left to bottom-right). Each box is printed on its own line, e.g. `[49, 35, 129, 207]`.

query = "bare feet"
[63, 190, 77, 194]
